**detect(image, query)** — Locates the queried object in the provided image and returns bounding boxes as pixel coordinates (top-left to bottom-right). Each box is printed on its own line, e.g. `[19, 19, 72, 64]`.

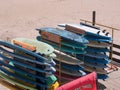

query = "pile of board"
[36, 22, 112, 80]
[0, 22, 112, 90]
[0, 38, 59, 90]
[57, 22, 112, 79]
[36, 27, 88, 82]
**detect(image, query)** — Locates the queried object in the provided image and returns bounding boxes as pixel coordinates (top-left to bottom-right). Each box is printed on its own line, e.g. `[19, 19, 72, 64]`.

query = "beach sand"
[0, 0, 120, 89]
[0, 0, 120, 43]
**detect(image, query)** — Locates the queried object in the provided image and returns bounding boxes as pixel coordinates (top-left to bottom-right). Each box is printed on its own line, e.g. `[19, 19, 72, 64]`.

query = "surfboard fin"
[102, 30, 106, 33]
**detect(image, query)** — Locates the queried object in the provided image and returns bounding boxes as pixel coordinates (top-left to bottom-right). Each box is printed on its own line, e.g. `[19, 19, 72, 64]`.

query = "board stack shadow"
[58, 22, 112, 80]
[0, 38, 59, 90]
[36, 27, 89, 82]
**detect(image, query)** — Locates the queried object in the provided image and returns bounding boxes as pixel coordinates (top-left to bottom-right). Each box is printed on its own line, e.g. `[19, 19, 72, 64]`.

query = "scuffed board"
[65, 25, 86, 35]
[41, 31, 61, 44]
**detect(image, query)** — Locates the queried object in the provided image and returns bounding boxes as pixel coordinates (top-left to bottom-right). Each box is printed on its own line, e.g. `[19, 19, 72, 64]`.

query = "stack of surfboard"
[58, 22, 112, 80]
[36, 27, 88, 81]
[0, 38, 59, 90]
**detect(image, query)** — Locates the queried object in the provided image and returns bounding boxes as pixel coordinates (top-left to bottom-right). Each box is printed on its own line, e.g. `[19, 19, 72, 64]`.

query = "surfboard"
[46, 75, 57, 86]
[54, 72, 79, 81]
[85, 37, 112, 42]
[36, 27, 89, 44]
[0, 46, 55, 71]
[0, 62, 57, 89]
[83, 62, 107, 68]
[0, 60, 47, 82]
[8, 61, 57, 87]
[58, 23, 112, 40]
[0, 40, 51, 63]
[37, 36, 87, 49]
[77, 55, 110, 64]
[86, 47, 110, 52]
[84, 65, 108, 74]
[54, 50, 83, 65]
[85, 71, 108, 80]
[38, 38, 86, 54]
[11, 38, 56, 57]
[97, 74, 108, 80]
[0, 40, 57, 66]
[55, 66, 86, 77]
[54, 59, 84, 70]
[0, 71, 37, 90]
[61, 39, 87, 49]
[0, 53, 54, 75]
[87, 40, 111, 48]
[0, 66, 48, 88]
[83, 52, 109, 59]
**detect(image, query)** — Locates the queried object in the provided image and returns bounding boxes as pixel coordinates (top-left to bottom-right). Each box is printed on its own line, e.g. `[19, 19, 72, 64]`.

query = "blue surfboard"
[86, 47, 110, 52]
[36, 27, 89, 44]
[58, 23, 112, 41]
[0, 60, 46, 82]
[77, 55, 110, 64]
[0, 54, 54, 74]
[0, 67, 48, 88]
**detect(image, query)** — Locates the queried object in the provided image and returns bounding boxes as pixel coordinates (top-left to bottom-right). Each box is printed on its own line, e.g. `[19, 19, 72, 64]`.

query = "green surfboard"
[11, 38, 56, 57]
[38, 38, 86, 54]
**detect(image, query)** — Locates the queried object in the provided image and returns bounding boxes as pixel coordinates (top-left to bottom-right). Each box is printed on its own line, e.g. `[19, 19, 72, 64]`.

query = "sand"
[0, 0, 120, 89]
[0, 0, 120, 44]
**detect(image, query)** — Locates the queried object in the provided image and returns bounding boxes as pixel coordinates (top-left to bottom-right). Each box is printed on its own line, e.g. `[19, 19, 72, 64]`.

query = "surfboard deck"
[36, 27, 88, 44]
[54, 50, 83, 65]
[58, 23, 112, 40]
[11, 38, 55, 57]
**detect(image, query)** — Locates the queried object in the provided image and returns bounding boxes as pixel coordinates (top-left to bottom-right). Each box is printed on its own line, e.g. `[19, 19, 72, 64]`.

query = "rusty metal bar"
[80, 19, 120, 31]
[109, 29, 114, 60]
[92, 11, 96, 26]
[113, 44, 120, 49]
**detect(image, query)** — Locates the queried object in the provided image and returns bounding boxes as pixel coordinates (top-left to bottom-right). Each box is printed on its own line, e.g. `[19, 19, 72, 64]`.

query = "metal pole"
[92, 11, 96, 26]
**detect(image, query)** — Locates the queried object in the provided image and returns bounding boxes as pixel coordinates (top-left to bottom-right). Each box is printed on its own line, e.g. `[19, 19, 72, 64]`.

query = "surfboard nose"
[46, 59, 56, 66]
[49, 53, 56, 58]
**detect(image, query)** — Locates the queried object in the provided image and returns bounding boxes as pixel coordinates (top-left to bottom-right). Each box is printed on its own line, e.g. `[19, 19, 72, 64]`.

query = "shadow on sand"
[97, 82, 106, 90]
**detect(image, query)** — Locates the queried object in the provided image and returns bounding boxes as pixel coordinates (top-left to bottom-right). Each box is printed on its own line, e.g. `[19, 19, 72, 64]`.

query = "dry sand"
[0, 0, 120, 44]
[0, 0, 120, 90]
